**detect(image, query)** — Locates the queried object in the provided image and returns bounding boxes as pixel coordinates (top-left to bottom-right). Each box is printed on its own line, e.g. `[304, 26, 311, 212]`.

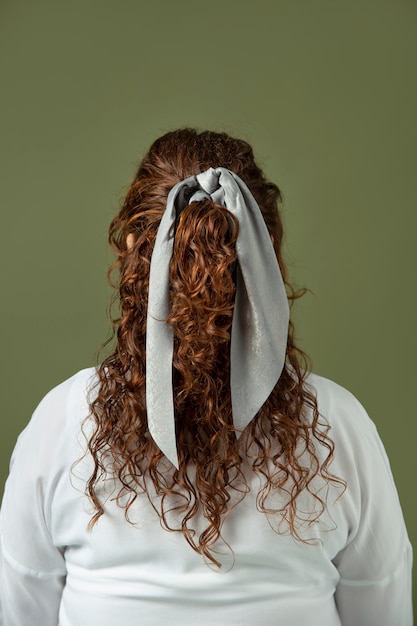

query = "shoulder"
[305, 371, 364, 412]
[304, 371, 376, 438]
[36, 366, 98, 410]
[9, 368, 99, 474]
[303, 373, 397, 493]
[1, 368, 98, 577]
[302, 372, 389, 475]
[25, 367, 98, 430]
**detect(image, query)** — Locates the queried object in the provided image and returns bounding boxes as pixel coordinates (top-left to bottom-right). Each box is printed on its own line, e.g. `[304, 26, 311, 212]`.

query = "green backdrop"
[1, 0, 415, 609]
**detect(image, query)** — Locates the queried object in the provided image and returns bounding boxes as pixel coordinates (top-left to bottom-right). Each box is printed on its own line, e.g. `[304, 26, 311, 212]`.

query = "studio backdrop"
[1, 0, 415, 608]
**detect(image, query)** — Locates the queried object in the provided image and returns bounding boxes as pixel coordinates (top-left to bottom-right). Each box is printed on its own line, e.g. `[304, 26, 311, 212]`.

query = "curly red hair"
[85, 129, 343, 567]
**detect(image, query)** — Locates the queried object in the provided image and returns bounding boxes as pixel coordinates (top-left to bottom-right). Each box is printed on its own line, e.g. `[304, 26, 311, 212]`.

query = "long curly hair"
[86, 128, 342, 567]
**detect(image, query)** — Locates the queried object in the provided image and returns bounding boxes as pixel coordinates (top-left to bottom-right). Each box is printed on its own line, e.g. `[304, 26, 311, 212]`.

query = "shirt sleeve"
[0, 373, 86, 626]
[0, 543, 65, 626]
[325, 385, 413, 626]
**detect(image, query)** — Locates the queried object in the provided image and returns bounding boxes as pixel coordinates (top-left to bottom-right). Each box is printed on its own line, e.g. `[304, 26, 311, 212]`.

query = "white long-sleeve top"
[0, 368, 413, 625]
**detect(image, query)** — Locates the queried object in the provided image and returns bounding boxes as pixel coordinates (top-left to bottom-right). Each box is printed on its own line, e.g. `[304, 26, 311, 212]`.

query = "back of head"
[113, 129, 286, 275]
[86, 129, 338, 567]
[109, 129, 287, 454]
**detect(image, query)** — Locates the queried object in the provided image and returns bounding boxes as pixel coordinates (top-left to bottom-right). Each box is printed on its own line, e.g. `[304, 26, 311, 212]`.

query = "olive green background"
[1, 0, 415, 607]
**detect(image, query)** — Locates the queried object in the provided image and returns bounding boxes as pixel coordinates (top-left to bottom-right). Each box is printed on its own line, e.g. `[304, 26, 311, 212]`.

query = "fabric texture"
[146, 167, 289, 468]
[0, 368, 413, 626]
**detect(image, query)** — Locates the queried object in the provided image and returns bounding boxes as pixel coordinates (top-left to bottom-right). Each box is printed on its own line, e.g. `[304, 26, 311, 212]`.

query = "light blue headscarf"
[146, 167, 289, 468]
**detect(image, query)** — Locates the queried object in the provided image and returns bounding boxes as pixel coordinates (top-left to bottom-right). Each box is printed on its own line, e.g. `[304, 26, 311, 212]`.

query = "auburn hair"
[86, 128, 342, 567]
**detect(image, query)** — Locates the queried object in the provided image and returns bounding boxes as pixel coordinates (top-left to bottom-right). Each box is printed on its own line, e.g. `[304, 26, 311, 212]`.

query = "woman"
[0, 129, 412, 625]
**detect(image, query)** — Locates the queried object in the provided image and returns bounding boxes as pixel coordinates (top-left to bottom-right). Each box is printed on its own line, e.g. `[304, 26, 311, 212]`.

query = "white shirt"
[0, 368, 412, 625]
